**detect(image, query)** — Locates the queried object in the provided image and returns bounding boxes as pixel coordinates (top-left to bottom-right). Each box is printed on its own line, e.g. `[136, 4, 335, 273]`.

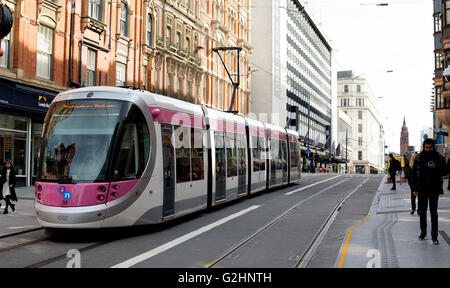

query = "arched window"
[147, 13, 153, 46]
[120, 1, 128, 37]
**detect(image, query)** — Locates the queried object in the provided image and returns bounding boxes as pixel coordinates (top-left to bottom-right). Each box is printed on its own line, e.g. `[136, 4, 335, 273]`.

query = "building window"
[358, 137, 363, 146]
[358, 151, 363, 161]
[120, 1, 128, 37]
[358, 124, 363, 133]
[341, 98, 349, 107]
[116, 62, 126, 86]
[185, 36, 190, 52]
[447, 1, 450, 25]
[36, 25, 53, 80]
[357, 85, 361, 92]
[358, 110, 363, 120]
[357, 98, 364, 107]
[176, 31, 181, 48]
[435, 52, 443, 70]
[0, 33, 10, 68]
[344, 85, 348, 93]
[147, 13, 153, 46]
[86, 49, 97, 86]
[89, 0, 102, 21]
[166, 26, 172, 44]
[435, 13, 442, 33]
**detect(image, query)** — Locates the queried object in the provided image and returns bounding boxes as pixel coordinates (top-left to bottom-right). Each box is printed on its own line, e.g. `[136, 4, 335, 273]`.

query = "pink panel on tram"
[35, 182, 110, 207]
[267, 130, 287, 141]
[288, 135, 299, 142]
[35, 179, 140, 207]
[106, 179, 140, 202]
[249, 126, 265, 137]
[149, 106, 205, 129]
[210, 119, 246, 134]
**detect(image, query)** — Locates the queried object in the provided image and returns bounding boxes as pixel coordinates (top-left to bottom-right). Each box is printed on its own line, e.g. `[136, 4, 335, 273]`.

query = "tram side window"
[281, 141, 288, 171]
[191, 128, 204, 181]
[270, 138, 278, 170]
[175, 126, 191, 183]
[215, 131, 225, 173]
[252, 136, 259, 172]
[259, 136, 266, 171]
[226, 132, 237, 177]
[237, 134, 246, 175]
[112, 105, 150, 181]
[290, 142, 299, 168]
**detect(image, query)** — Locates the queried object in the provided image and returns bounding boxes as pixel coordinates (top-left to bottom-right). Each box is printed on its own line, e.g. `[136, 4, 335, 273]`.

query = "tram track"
[203, 176, 370, 268]
[0, 227, 45, 240]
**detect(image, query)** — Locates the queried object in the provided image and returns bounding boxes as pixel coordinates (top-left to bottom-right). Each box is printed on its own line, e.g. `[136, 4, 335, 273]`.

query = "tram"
[35, 87, 302, 228]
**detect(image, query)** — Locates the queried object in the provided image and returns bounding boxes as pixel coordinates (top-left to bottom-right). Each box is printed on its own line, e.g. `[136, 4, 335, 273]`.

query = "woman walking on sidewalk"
[0, 160, 17, 214]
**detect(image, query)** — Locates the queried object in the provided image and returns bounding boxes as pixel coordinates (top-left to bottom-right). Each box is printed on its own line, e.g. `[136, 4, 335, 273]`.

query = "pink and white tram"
[35, 87, 302, 228]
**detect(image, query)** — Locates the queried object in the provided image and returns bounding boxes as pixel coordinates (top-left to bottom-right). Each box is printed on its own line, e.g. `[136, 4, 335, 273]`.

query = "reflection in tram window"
[175, 126, 191, 183]
[191, 128, 204, 181]
[226, 132, 237, 177]
[237, 134, 246, 175]
[39, 100, 123, 183]
[215, 131, 226, 200]
[252, 136, 259, 172]
[259, 136, 266, 171]
[112, 105, 150, 181]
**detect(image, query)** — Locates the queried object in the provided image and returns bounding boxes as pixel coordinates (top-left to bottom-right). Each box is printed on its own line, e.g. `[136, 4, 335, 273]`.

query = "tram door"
[161, 124, 175, 217]
[269, 139, 276, 186]
[282, 141, 288, 183]
[215, 132, 226, 201]
[237, 134, 246, 195]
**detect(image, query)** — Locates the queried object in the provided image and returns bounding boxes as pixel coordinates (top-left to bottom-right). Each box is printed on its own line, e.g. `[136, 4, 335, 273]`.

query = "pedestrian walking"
[388, 154, 400, 190]
[407, 152, 419, 215]
[411, 139, 446, 245]
[0, 160, 17, 214]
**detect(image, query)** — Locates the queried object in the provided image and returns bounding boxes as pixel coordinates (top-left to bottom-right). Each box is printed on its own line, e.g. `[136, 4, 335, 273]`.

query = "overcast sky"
[301, 0, 434, 153]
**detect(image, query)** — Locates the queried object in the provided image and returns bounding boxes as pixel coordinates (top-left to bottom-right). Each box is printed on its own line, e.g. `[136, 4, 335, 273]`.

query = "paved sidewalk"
[336, 175, 450, 268]
[0, 186, 40, 238]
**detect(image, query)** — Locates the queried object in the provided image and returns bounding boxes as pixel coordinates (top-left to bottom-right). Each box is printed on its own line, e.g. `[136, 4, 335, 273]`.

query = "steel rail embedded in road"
[203, 177, 351, 268]
[0, 227, 45, 240]
[296, 177, 371, 268]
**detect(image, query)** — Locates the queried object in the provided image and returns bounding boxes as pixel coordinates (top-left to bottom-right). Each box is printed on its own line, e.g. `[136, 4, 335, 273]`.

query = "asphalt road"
[0, 173, 383, 268]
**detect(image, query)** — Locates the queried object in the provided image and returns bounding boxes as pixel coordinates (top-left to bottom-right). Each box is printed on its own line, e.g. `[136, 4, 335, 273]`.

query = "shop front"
[0, 79, 58, 186]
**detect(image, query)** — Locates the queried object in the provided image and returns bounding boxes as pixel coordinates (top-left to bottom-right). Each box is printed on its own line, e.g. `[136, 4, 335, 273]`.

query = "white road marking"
[285, 175, 341, 195]
[111, 205, 261, 268]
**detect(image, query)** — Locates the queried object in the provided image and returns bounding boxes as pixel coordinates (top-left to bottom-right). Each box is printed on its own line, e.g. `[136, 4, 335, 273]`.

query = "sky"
[300, 0, 434, 153]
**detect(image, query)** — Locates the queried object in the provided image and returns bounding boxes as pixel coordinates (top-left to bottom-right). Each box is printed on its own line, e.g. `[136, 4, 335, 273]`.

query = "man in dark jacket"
[411, 138, 447, 245]
[388, 154, 400, 190]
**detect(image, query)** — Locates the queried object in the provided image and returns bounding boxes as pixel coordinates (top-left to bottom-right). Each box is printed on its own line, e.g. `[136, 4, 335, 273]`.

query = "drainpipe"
[68, 0, 80, 87]
[109, 0, 112, 50]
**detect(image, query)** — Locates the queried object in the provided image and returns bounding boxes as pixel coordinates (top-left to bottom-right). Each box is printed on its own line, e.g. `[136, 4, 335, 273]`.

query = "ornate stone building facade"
[149, 0, 252, 114]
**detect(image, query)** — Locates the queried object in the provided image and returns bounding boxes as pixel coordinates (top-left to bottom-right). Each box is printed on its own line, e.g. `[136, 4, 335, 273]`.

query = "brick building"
[0, 0, 252, 186]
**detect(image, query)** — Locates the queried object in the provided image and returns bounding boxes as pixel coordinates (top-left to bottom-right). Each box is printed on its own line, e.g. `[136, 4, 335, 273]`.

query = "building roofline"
[292, 0, 332, 52]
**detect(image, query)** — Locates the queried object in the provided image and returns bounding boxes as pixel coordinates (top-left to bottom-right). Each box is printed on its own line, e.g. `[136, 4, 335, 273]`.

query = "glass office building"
[285, 0, 332, 149]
